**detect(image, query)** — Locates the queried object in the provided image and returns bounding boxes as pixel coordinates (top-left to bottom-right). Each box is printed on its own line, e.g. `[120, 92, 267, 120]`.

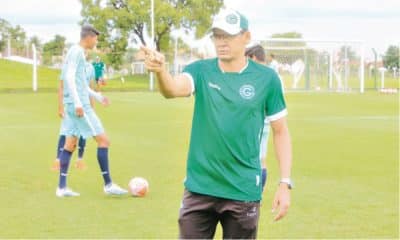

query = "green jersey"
[92, 61, 105, 79]
[183, 58, 287, 201]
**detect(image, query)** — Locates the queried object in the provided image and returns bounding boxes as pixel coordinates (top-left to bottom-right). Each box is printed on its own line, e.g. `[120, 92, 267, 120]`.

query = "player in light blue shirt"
[56, 24, 127, 197]
[52, 60, 96, 171]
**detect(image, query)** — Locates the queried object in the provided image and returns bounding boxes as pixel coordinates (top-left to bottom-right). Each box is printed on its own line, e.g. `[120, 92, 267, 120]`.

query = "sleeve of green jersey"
[265, 72, 287, 121]
[182, 61, 202, 95]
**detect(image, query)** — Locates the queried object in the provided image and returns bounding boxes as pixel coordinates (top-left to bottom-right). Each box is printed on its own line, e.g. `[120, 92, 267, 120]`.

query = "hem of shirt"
[184, 184, 261, 202]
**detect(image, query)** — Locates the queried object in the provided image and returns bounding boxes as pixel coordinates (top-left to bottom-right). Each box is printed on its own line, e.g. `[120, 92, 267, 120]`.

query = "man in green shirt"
[143, 8, 292, 239]
[92, 56, 106, 90]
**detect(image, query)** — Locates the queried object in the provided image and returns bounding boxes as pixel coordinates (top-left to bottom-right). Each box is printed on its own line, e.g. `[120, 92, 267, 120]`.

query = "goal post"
[32, 43, 38, 92]
[257, 38, 365, 93]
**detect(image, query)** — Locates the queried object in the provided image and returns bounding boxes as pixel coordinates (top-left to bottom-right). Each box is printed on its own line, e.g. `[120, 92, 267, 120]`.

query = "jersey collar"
[218, 58, 249, 74]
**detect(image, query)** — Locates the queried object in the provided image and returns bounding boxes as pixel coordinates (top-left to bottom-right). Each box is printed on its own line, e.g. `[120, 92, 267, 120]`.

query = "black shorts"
[178, 189, 260, 239]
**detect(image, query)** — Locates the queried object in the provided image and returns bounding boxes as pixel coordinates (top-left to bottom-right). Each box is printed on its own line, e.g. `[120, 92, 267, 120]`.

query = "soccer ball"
[128, 177, 149, 197]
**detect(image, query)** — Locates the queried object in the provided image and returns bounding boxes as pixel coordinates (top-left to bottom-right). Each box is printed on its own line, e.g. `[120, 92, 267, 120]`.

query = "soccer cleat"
[74, 160, 87, 170]
[51, 160, 60, 171]
[56, 187, 80, 197]
[104, 183, 128, 196]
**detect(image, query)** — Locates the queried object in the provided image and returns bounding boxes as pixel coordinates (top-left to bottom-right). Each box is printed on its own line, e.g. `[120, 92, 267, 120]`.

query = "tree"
[43, 35, 66, 56]
[383, 45, 399, 69]
[8, 25, 27, 55]
[0, 20, 27, 55]
[0, 19, 32, 57]
[271, 32, 303, 39]
[42, 35, 66, 65]
[261, 32, 307, 64]
[0, 18, 11, 34]
[29, 36, 42, 52]
[79, 0, 223, 69]
[0, 18, 12, 52]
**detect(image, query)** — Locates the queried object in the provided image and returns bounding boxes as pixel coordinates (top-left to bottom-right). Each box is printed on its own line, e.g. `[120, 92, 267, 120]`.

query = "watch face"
[280, 180, 293, 189]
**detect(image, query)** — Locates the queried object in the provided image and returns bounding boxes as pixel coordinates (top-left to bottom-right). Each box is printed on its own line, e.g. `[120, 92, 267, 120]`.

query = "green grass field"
[0, 91, 398, 238]
[0, 59, 151, 92]
[0, 59, 398, 238]
[2, 59, 398, 93]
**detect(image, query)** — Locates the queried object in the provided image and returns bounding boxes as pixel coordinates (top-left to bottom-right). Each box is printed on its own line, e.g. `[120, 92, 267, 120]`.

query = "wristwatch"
[279, 178, 293, 189]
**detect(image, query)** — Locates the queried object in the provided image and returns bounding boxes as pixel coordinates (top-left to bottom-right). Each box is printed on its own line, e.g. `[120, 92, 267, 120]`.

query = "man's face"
[211, 29, 250, 62]
[85, 35, 98, 50]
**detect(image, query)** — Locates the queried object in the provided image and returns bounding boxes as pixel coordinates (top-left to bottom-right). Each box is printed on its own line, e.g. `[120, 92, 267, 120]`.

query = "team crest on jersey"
[239, 84, 255, 100]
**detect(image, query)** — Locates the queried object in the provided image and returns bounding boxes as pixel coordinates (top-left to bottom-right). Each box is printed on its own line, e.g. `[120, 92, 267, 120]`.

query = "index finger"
[274, 206, 288, 221]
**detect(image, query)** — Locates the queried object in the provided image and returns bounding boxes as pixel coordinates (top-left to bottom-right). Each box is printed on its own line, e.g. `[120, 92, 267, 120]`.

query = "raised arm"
[142, 46, 193, 98]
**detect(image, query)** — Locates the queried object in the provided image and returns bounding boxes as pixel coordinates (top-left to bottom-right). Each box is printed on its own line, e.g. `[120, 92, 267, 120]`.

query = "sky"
[1, 0, 399, 59]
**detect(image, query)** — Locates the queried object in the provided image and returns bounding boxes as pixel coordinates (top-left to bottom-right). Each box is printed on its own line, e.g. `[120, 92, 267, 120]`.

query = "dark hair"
[269, 53, 275, 59]
[80, 24, 100, 39]
[245, 44, 266, 62]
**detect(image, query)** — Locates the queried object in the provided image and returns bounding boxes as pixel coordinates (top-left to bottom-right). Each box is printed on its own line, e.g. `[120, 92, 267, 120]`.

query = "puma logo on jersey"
[208, 82, 221, 91]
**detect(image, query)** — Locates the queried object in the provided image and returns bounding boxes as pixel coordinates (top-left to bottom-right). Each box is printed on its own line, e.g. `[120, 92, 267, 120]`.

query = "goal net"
[257, 38, 365, 93]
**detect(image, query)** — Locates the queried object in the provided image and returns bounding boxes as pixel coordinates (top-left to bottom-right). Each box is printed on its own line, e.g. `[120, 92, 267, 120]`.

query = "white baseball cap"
[211, 8, 249, 35]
